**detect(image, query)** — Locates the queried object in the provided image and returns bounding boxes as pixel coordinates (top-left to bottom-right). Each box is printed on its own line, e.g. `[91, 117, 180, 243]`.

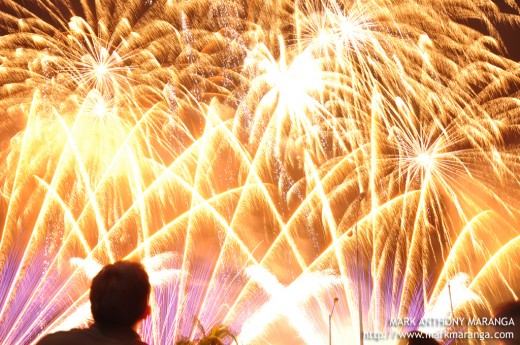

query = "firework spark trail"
[1, 0, 520, 344]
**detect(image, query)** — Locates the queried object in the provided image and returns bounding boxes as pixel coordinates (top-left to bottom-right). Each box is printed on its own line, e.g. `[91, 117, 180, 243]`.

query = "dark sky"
[491, 0, 520, 61]
[2, 0, 519, 62]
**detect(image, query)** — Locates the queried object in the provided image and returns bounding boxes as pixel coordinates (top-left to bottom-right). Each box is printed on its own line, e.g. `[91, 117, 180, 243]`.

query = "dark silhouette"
[397, 330, 440, 345]
[36, 260, 151, 345]
[175, 319, 238, 345]
[493, 300, 520, 344]
[197, 324, 238, 345]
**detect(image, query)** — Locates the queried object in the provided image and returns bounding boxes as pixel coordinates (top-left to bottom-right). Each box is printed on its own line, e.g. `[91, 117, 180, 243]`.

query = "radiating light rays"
[242, 40, 333, 166]
[420, 273, 482, 335]
[296, 0, 379, 56]
[386, 122, 466, 195]
[260, 46, 324, 114]
[0, 105, 144, 344]
[62, 16, 135, 97]
[27, 252, 184, 345]
[238, 266, 341, 345]
[1, 0, 520, 344]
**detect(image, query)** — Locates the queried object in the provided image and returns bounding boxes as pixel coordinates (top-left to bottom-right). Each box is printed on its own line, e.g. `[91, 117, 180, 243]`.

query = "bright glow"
[94, 63, 108, 80]
[421, 273, 481, 335]
[0, 1, 519, 345]
[93, 99, 108, 116]
[238, 266, 340, 344]
[417, 152, 433, 168]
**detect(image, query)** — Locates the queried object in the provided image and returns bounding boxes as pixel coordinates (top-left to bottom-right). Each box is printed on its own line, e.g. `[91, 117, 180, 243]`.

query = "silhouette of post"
[356, 192, 366, 345]
[329, 297, 339, 345]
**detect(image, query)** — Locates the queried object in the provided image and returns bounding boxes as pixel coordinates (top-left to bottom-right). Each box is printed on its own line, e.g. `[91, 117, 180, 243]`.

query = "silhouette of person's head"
[397, 330, 439, 345]
[90, 261, 151, 329]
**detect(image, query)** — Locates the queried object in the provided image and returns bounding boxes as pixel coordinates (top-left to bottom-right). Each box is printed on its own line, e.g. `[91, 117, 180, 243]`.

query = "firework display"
[1, 0, 520, 344]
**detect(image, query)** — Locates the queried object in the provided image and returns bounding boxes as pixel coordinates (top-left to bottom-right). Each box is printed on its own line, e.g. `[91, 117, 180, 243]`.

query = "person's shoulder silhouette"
[36, 260, 151, 345]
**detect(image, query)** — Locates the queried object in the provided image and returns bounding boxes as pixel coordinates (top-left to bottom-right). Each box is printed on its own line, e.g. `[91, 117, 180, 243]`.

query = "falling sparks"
[0, 0, 519, 345]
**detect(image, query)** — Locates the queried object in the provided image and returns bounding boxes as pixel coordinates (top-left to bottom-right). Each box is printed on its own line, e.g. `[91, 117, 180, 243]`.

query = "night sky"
[490, 0, 520, 61]
[1, 0, 520, 62]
